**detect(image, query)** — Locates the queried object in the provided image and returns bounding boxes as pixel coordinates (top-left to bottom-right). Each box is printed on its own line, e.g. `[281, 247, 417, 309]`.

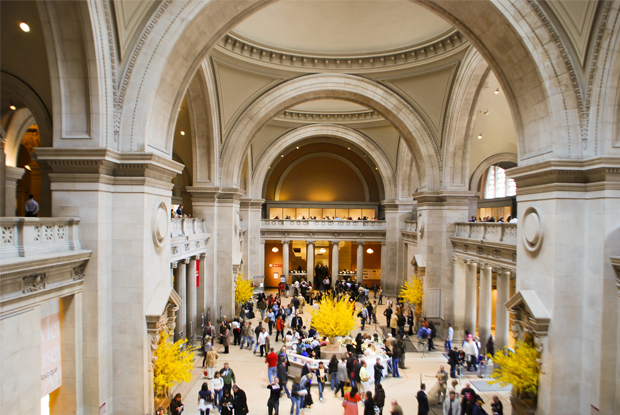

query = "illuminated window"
[485, 166, 516, 198]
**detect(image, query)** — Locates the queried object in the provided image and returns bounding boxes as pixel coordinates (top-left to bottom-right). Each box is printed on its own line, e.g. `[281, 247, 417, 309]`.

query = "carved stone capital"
[72, 265, 85, 281]
[22, 273, 46, 293]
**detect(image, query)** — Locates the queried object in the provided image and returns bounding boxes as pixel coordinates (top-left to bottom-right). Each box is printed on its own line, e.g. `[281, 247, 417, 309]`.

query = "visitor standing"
[315, 361, 327, 401]
[170, 393, 185, 414]
[335, 357, 348, 397]
[220, 389, 234, 415]
[267, 378, 283, 415]
[416, 384, 429, 415]
[363, 391, 376, 415]
[443, 391, 461, 415]
[266, 348, 279, 383]
[212, 372, 224, 411]
[220, 363, 236, 394]
[390, 400, 403, 415]
[25, 194, 39, 217]
[374, 384, 386, 415]
[222, 325, 231, 354]
[205, 347, 219, 379]
[343, 386, 362, 415]
[232, 385, 248, 415]
[445, 323, 454, 352]
[198, 383, 213, 415]
[437, 365, 449, 403]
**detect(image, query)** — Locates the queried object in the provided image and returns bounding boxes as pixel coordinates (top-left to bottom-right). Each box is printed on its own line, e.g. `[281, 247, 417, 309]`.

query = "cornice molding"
[216, 30, 468, 72]
[275, 109, 384, 124]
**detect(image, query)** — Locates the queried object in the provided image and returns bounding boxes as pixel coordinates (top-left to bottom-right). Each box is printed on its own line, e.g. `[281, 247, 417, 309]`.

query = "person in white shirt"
[463, 337, 479, 371]
[212, 371, 224, 410]
[445, 323, 454, 351]
[25, 194, 39, 217]
[509, 216, 518, 223]
[258, 328, 268, 357]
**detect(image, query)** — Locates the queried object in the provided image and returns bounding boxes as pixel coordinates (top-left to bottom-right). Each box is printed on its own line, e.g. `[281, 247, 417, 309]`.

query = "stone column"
[174, 260, 188, 341]
[452, 256, 467, 341]
[4, 166, 25, 216]
[197, 253, 208, 330]
[282, 240, 290, 282]
[356, 241, 365, 283]
[307, 241, 315, 282]
[478, 264, 493, 353]
[464, 260, 478, 335]
[259, 240, 265, 280]
[187, 256, 197, 345]
[171, 262, 177, 287]
[332, 241, 340, 284]
[495, 268, 512, 350]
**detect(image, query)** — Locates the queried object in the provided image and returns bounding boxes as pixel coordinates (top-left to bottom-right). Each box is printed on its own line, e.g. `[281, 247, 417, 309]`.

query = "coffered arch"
[221, 73, 438, 191]
[251, 124, 397, 200]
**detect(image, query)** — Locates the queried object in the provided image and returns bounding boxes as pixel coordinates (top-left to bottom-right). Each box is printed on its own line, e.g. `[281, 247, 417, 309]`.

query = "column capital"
[183, 258, 191, 264]
[281, 240, 290, 245]
[171, 262, 178, 269]
[356, 241, 365, 246]
[306, 241, 315, 246]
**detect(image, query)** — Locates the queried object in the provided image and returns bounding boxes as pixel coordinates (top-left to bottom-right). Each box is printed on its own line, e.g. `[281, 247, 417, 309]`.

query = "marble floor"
[174, 293, 512, 415]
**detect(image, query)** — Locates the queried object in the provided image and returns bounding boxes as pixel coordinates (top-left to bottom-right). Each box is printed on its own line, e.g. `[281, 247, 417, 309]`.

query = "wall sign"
[41, 299, 62, 397]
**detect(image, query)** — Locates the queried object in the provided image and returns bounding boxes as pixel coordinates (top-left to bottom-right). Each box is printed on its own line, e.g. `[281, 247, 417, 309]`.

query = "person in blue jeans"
[315, 362, 327, 401]
[290, 382, 303, 415]
[212, 371, 224, 411]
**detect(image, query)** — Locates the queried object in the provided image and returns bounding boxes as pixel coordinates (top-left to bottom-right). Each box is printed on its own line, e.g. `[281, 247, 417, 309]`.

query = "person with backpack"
[374, 384, 386, 415]
[363, 391, 377, 415]
[417, 325, 430, 354]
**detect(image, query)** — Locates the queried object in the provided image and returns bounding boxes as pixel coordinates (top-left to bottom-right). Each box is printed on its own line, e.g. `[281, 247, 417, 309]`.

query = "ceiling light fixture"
[19, 22, 30, 32]
[9, 104, 17, 111]
[24, 165, 32, 171]
[375, 167, 378, 170]
[296, 146, 299, 149]
[272, 247, 279, 253]
[495, 88, 500, 94]
[483, 110, 489, 116]
[347, 147, 351, 150]
[281, 154, 284, 157]
[180, 131, 185, 135]
[478, 133, 483, 139]
[319, 248, 326, 254]
[366, 248, 374, 254]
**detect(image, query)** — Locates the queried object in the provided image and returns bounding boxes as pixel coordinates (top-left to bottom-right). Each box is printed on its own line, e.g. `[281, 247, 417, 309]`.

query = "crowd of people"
[168, 281, 505, 415]
[271, 216, 379, 220]
[468, 215, 517, 223]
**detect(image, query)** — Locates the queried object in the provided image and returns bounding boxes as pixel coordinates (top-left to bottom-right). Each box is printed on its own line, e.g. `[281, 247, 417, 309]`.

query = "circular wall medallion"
[152, 202, 168, 247]
[522, 206, 543, 254]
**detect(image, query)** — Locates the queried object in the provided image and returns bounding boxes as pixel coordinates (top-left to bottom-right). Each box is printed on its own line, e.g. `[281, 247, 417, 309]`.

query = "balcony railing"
[453, 222, 517, 245]
[171, 218, 206, 238]
[402, 220, 418, 233]
[0, 217, 82, 260]
[261, 219, 386, 231]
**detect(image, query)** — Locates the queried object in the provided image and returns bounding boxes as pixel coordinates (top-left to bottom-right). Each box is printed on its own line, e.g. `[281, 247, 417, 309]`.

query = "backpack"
[421, 329, 428, 339]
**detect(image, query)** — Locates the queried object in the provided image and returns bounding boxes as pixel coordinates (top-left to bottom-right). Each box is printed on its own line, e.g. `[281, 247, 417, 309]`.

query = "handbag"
[198, 399, 207, 411]
[264, 317, 269, 323]
[342, 398, 348, 408]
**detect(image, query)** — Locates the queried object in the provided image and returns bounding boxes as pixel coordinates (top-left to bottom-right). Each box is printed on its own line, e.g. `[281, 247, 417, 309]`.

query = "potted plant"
[488, 341, 540, 414]
[399, 276, 423, 329]
[310, 294, 355, 340]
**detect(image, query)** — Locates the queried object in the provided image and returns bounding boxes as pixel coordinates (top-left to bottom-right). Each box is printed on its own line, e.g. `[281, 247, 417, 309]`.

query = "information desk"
[286, 351, 390, 384]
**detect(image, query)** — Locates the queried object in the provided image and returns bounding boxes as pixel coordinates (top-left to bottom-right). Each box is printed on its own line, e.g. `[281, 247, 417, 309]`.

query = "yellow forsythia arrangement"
[400, 276, 423, 306]
[153, 329, 195, 395]
[488, 341, 539, 394]
[234, 274, 254, 304]
[310, 295, 356, 338]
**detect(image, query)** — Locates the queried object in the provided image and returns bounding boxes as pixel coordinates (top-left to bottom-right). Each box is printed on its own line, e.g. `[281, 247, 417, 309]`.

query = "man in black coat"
[277, 357, 291, 398]
[383, 306, 393, 327]
[448, 347, 460, 378]
[232, 385, 248, 415]
[416, 384, 429, 415]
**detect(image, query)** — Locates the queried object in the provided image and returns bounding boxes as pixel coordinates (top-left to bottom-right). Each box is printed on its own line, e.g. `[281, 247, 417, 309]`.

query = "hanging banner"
[41, 299, 62, 397]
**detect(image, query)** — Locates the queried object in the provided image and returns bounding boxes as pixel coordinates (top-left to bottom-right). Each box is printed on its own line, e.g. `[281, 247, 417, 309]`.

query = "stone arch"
[220, 74, 438, 191]
[274, 152, 370, 202]
[4, 109, 36, 167]
[469, 152, 518, 192]
[441, 47, 491, 190]
[251, 124, 397, 200]
[1, 72, 52, 160]
[116, 0, 582, 171]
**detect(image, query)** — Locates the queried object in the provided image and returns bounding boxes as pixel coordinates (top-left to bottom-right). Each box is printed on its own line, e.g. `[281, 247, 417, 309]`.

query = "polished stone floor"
[175, 292, 512, 415]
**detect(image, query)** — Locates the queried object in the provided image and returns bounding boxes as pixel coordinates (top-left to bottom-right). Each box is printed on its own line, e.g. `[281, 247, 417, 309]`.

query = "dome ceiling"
[232, 0, 453, 56]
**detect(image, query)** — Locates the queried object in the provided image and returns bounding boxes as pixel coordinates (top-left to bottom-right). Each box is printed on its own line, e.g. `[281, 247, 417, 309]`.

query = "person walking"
[277, 356, 291, 398]
[437, 365, 449, 404]
[443, 391, 461, 415]
[445, 323, 454, 352]
[315, 361, 327, 401]
[276, 315, 285, 342]
[335, 357, 348, 397]
[290, 382, 304, 415]
[416, 384, 430, 415]
[359, 360, 371, 395]
[220, 363, 236, 394]
[220, 388, 234, 415]
[390, 400, 403, 415]
[258, 328, 268, 357]
[328, 354, 340, 391]
[266, 348, 279, 383]
[212, 372, 224, 411]
[205, 347, 219, 379]
[363, 391, 376, 415]
[383, 306, 392, 327]
[198, 382, 213, 415]
[232, 385, 248, 415]
[448, 347, 459, 379]
[267, 378, 283, 415]
[343, 386, 362, 415]
[374, 384, 386, 415]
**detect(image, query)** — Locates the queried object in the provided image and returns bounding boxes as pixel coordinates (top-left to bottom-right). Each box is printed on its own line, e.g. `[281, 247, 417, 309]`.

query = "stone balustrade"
[403, 220, 418, 233]
[261, 219, 386, 231]
[453, 222, 517, 245]
[0, 217, 82, 260]
[170, 218, 209, 262]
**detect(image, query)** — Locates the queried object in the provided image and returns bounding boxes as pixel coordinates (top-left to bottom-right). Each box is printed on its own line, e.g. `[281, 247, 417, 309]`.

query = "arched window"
[485, 166, 516, 199]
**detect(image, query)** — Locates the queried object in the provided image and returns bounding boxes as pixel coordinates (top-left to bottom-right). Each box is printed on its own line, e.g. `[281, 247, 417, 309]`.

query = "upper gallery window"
[485, 166, 516, 199]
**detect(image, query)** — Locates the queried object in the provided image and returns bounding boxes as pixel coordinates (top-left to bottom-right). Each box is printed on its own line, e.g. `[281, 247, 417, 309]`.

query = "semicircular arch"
[469, 152, 518, 192]
[221, 74, 438, 191]
[252, 124, 397, 200]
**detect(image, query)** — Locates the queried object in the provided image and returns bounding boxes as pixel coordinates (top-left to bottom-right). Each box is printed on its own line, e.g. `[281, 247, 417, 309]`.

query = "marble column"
[4, 166, 24, 216]
[307, 241, 315, 282]
[356, 241, 364, 283]
[174, 259, 188, 342]
[495, 269, 512, 350]
[187, 256, 197, 345]
[452, 256, 467, 341]
[197, 253, 208, 330]
[282, 241, 290, 282]
[478, 264, 493, 353]
[170, 262, 177, 288]
[259, 240, 265, 280]
[331, 241, 340, 284]
[464, 260, 478, 335]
